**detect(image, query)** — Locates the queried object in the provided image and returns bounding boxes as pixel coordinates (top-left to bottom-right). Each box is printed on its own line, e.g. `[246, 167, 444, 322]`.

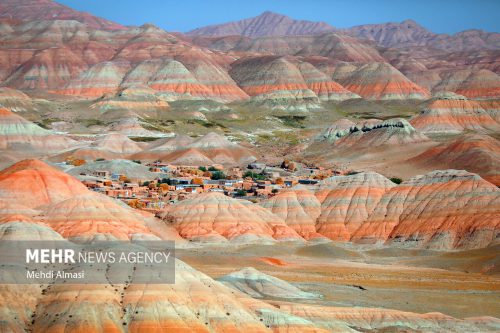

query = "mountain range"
[0, 0, 498, 106]
[187, 11, 500, 52]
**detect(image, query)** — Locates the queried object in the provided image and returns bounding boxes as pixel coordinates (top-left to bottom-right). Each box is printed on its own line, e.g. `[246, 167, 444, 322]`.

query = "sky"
[57, 0, 500, 34]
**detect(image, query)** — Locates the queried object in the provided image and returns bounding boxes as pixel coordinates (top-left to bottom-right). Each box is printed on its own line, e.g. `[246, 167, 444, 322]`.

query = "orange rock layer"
[352, 170, 500, 249]
[410, 134, 500, 186]
[156, 192, 301, 241]
[0, 159, 88, 208]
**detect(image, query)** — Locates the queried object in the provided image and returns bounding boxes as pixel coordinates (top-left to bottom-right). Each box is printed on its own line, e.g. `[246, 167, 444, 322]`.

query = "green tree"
[210, 171, 226, 180]
[235, 189, 247, 197]
[244, 171, 265, 180]
[390, 177, 402, 184]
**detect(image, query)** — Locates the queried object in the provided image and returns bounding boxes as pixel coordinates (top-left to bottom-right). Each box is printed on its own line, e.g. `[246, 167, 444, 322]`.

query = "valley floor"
[178, 242, 500, 319]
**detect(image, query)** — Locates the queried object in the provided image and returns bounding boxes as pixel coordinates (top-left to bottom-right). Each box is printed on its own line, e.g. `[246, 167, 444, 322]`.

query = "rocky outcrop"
[316, 118, 356, 142]
[318, 118, 430, 149]
[156, 192, 302, 241]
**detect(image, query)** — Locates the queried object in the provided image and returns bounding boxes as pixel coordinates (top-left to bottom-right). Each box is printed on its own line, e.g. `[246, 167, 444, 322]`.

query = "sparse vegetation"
[34, 117, 62, 129]
[79, 119, 106, 127]
[275, 115, 307, 128]
[130, 137, 159, 142]
[390, 177, 403, 184]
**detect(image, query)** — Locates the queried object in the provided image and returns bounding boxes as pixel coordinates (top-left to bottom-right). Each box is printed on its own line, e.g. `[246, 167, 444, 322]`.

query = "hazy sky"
[57, 0, 500, 34]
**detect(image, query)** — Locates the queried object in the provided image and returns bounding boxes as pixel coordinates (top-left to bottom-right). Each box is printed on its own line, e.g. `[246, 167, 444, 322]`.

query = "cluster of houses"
[77, 160, 340, 212]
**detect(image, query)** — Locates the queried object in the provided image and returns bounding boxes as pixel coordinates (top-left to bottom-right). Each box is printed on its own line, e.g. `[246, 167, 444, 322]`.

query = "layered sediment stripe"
[411, 94, 500, 133]
[0, 107, 76, 150]
[229, 56, 319, 104]
[454, 69, 500, 99]
[352, 170, 500, 249]
[56, 60, 131, 97]
[260, 187, 322, 240]
[0, 159, 89, 208]
[131, 132, 257, 165]
[410, 134, 500, 186]
[43, 194, 152, 240]
[334, 62, 430, 100]
[156, 192, 302, 241]
[315, 172, 395, 241]
[298, 62, 359, 101]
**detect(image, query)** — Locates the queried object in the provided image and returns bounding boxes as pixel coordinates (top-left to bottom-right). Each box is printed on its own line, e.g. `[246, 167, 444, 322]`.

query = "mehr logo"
[26, 249, 76, 263]
[25, 247, 171, 264]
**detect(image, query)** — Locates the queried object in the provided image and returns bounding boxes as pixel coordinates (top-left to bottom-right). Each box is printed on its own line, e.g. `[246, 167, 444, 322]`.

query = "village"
[71, 160, 341, 212]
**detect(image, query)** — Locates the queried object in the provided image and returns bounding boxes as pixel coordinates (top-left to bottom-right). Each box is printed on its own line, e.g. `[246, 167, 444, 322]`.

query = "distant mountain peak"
[401, 19, 419, 25]
[345, 19, 436, 48]
[187, 11, 335, 37]
[260, 11, 282, 16]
